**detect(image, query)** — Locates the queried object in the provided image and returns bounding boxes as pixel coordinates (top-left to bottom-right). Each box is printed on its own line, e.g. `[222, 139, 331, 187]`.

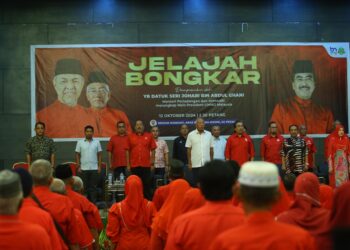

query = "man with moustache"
[86, 71, 131, 137]
[36, 58, 93, 138]
[126, 120, 157, 199]
[270, 60, 334, 134]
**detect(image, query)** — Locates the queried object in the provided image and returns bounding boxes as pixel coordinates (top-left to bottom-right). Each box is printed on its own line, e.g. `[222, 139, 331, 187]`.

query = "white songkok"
[239, 161, 279, 187]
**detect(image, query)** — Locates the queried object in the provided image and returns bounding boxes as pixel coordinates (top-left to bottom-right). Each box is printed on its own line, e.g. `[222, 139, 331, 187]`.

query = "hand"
[328, 165, 333, 174]
[281, 165, 286, 171]
[98, 168, 101, 174]
[127, 164, 131, 172]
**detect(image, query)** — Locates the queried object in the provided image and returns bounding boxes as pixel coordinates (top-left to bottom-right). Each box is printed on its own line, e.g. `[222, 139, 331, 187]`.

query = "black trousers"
[191, 167, 201, 187]
[131, 167, 152, 200]
[113, 166, 126, 180]
[79, 170, 99, 203]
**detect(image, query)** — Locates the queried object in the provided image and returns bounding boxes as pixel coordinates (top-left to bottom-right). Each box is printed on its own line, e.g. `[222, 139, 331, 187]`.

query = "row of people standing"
[25, 117, 349, 203]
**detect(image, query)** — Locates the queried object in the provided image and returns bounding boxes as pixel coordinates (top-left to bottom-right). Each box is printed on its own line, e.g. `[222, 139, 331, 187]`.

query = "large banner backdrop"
[31, 43, 349, 140]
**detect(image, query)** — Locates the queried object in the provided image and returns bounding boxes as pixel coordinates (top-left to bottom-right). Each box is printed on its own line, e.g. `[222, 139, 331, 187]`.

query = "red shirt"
[225, 133, 255, 166]
[66, 186, 103, 230]
[74, 209, 94, 249]
[260, 134, 284, 164]
[0, 215, 52, 250]
[19, 198, 66, 250]
[33, 186, 81, 245]
[107, 134, 129, 168]
[127, 132, 157, 168]
[301, 135, 317, 167]
[166, 200, 244, 250]
[86, 107, 132, 137]
[210, 211, 316, 250]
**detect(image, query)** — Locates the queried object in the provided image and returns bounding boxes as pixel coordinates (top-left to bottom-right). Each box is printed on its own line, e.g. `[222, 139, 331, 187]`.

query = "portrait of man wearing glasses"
[86, 71, 132, 137]
[270, 60, 334, 134]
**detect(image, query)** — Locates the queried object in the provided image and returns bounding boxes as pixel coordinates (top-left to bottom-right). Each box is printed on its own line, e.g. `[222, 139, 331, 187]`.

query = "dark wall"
[1, 0, 349, 169]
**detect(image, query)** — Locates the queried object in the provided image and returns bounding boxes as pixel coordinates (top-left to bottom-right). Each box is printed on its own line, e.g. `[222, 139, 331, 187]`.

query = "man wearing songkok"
[25, 121, 56, 166]
[126, 120, 157, 199]
[37, 58, 94, 138]
[0, 170, 52, 250]
[277, 172, 331, 250]
[186, 117, 214, 186]
[225, 120, 255, 167]
[50, 178, 95, 250]
[153, 159, 185, 211]
[260, 121, 284, 174]
[271, 60, 334, 134]
[282, 124, 308, 175]
[15, 168, 65, 250]
[210, 161, 316, 250]
[30, 159, 81, 249]
[86, 70, 132, 137]
[55, 164, 103, 248]
[166, 160, 244, 250]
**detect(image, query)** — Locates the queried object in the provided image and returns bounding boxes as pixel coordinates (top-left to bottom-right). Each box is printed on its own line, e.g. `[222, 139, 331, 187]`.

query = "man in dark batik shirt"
[25, 122, 56, 167]
[282, 124, 308, 175]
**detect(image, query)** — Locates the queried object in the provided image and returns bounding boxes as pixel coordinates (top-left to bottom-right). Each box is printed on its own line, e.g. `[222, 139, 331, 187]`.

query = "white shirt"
[212, 136, 227, 160]
[185, 129, 213, 168]
[75, 138, 102, 170]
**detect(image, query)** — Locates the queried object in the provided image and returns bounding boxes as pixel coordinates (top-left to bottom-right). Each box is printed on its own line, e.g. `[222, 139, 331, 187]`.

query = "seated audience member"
[210, 161, 316, 250]
[329, 181, 350, 250]
[283, 173, 297, 202]
[180, 188, 205, 214]
[0, 170, 52, 250]
[153, 159, 185, 211]
[55, 164, 103, 248]
[319, 184, 333, 210]
[106, 175, 156, 250]
[50, 179, 94, 250]
[277, 173, 331, 250]
[14, 168, 65, 250]
[166, 160, 245, 250]
[72, 176, 84, 193]
[30, 159, 81, 249]
[150, 179, 190, 250]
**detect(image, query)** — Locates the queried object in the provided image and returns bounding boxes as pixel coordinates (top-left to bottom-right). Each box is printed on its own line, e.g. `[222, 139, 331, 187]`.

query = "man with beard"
[270, 60, 334, 134]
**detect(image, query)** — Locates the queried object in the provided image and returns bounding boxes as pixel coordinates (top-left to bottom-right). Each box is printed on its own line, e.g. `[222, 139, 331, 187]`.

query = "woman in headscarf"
[319, 184, 333, 210]
[180, 188, 205, 214]
[106, 175, 156, 250]
[149, 179, 190, 250]
[328, 125, 350, 188]
[270, 177, 292, 216]
[276, 172, 331, 250]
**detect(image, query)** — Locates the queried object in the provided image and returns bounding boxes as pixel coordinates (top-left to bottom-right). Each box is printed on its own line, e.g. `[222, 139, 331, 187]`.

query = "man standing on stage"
[126, 120, 157, 199]
[282, 124, 308, 175]
[211, 125, 226, 160]
[107, 121, 129, 180]
[299, 125, 317, 172]
[225, 120, 255, 166]
[151, 126, 169, 187]
[260, 121, 284, 173]
[25, 122, 56, 167]
[186, 118, 214, 186]
[173, 124, 189, 166]
[75, 125, 102, 202]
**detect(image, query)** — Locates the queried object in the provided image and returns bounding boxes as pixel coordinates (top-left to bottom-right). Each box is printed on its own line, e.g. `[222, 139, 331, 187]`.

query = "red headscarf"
[320, 184, 334, 210]
[277, 173, 331, 249]
[270, 177, 292, 216]
[152, 179, 190, 240]
[120, 175, 151, 227]
[330, 181, 350, 228]
[180, 188, 206, 214]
